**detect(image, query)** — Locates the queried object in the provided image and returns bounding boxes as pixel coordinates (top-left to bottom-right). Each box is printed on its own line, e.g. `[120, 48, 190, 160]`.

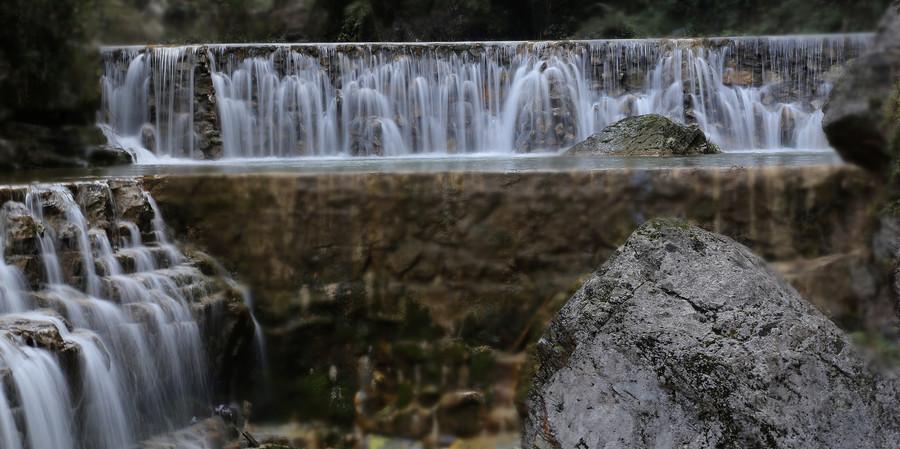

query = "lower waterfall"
[0, 180, 253, 449]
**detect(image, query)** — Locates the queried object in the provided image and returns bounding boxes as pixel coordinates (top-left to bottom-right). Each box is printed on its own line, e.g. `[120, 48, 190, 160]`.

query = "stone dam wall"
[143, 164, 894, 437]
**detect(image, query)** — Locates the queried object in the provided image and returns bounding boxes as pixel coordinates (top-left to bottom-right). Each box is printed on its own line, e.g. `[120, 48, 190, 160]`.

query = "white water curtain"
[99, 34, 873, 159]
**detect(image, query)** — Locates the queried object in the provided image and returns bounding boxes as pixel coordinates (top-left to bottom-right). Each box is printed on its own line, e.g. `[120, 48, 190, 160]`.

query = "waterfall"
[100, 34, 872, 159]
[100, 46, 200, 161]
[0, 335, 75, 449]
[0, 205, 27, 314]
[0, 180, 244, 449]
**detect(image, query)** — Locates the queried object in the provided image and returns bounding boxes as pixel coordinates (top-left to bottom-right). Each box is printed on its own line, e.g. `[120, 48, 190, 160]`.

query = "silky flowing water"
[0, 32, 874, 449]
[0, 181, 227, 448]
[99, 34, 871, 161]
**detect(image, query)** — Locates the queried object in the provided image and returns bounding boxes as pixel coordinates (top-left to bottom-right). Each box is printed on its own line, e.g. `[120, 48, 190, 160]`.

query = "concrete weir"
[100, 34, 871, 160]
[143, 163, 890, 436]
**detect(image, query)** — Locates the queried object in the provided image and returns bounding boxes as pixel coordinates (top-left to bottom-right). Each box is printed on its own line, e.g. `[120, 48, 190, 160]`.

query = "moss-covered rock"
[564, 114, 721, 156]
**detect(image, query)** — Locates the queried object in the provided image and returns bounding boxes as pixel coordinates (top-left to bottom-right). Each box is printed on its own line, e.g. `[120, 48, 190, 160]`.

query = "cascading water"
[100, 47, 201, 160]
[100, 34, 872, 160]
[0, 180, 254, 449]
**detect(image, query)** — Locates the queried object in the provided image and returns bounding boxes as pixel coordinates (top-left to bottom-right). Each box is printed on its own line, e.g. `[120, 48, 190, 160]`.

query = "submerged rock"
[564, 114, 720, 156]
[87, 144, 134, 167]
[824, 2, 900, 174]
[522, 219, 900, 449]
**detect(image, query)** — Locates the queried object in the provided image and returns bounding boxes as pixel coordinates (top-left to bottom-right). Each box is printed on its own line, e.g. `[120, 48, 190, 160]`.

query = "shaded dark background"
[0, 0, 892, 171]
[96, 0, 892, 43]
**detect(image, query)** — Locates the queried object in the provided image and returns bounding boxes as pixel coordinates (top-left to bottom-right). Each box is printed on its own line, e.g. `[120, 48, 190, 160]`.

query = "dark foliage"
[0, 0, 100, 124]
[90, 0, 892, 44]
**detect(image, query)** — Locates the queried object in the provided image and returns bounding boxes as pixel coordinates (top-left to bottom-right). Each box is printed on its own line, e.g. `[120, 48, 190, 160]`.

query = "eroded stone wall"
[146, 165, 890, 436]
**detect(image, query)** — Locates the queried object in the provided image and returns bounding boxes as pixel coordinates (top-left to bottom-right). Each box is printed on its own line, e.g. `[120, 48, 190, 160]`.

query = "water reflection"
[1, 150, 843, 185]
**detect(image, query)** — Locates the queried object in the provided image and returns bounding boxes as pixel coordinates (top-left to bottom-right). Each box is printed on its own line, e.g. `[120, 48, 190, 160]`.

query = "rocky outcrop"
[87, 144, 135, 166]
[190, 265, 259, 401]
[0, 123, 132, 171]
[565, 115, 720, 156]
[0, 314, 83, 408]
[823, 2, 900, 340]
[824, 2, 900, 174]
[523, 219, 900, 449]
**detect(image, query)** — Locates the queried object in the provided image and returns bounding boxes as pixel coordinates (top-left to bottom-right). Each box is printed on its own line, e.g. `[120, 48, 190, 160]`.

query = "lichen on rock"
[564, 114, 721, 156]
[523, 218, 900, 449]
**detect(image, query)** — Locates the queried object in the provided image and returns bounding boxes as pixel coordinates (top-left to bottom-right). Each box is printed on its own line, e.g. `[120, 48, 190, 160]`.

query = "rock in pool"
[564, 114, 720, 156]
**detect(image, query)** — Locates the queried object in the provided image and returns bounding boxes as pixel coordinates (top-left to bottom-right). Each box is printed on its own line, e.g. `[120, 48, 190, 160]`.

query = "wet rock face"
[191, 275, 257, 401]
[349, 117, 387, 156]
[565, 114, 720, 156]
[824, 2, 900, 174]
[523, 219, 900, 449]
[0, 315, 78, 356]
[147, 166, 885, 434]
[0, 315, 82, 389]
[87, 145, 135, 167]
[0, 180, 258, 406]
[1, 202, 41, 256]
[194, 52, 223, 160]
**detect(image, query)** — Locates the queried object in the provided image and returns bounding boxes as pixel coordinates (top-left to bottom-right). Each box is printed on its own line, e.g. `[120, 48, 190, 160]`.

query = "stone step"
[96, 264, 221, 306]
[94, 245, 175, 277]
[0, 313, 82, 387]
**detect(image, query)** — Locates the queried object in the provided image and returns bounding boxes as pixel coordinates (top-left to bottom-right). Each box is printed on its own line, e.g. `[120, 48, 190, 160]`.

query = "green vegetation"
[87, 0, 892, 44]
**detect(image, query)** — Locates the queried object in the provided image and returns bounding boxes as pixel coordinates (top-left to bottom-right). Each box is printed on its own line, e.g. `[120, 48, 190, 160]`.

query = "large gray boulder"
[565, 114, 720, 156]
[823, 1, 900, 174]
[523, 219, 900, 449]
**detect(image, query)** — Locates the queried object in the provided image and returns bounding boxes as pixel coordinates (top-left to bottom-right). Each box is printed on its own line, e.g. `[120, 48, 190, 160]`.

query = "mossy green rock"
[565, 114, 721, 156]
